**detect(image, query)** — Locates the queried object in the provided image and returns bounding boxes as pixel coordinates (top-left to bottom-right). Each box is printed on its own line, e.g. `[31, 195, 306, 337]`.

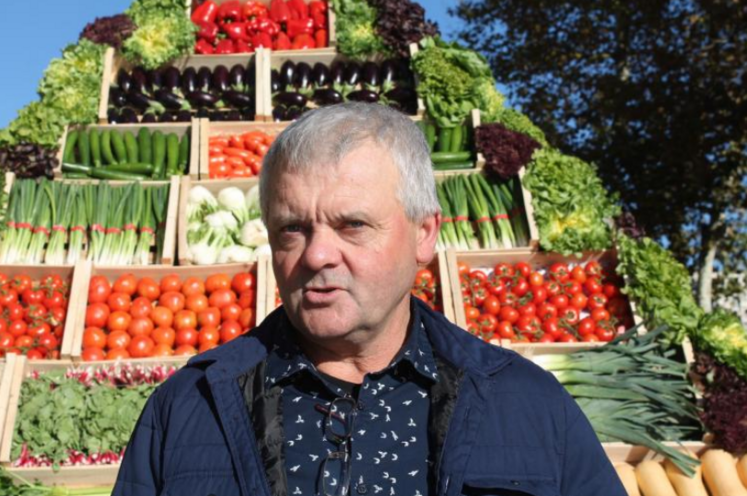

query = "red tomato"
[152, 344, 174, 357]
[570, 266, 587, 283]
[498, 292, 518, 307]
[88, 276, 112, 304]
[107, 311, 131, 332]
[0, 332, 15, 349]
[493, 263, 514, 280]
[456, 262, 470, 277]
[83, 327, 107, 349]
[199, 341, 218, 353]
[542, 318, 563, 339]
[517, 303, 536, 318]
[558, 333, 579, 343]
[22, 289, 44, 306]
[152, 327, 176, 347]
[151, 306, 174, 328]
[107, 348, 130, 360]
[471, 287, 488, 307]
[42, 290, 65, 310]
[560, 307, 580, 326]
[550, 294, 569, 310]
[128, 318, 154, 337]
[584, 278, 603, 295]
[512, 278, 530, 297]
[230, 273, 256, 294]
[496, 321, 515, 339]
[9, 320, 27, 338]
[209, 289, 237, 309]
[239, 308, 254, 329]
[0, 289, 18, 307]
[181, 277, 206, 297]
[6, 303, 24, 322]
[516, 316, 541, 337]
[220, 320, 243, 343]
[487, 277, 505, 297]
[28, 323, 51, 339]
[549, 263, 570, 282]
[478, 314, 498, 335]
[545, 280, 562, 297]
[537, 303, 559, 321]
[176, 327, 199, 347]
[238, 290, 256, 309]
[591, 308, 611, 322]
[160, 274, 183, 293]
[569, 293, 588, 310]
[514, 262, 531, 278]
[578, 317, 596, 336]
[469, 270, 488, 286]
[25, 305, 47, 324]
[38, 333, 58, 351]
[205, 274, 231, 293]
[11, 275, 32, 293]
[221, 303, 242, 322]
[198, 326, 220, 346]
[537, 334, 556, 343]
[481, 296, 501, 316]
[582, 334, 600, 342]
[107, 292, 132, 312]
[198, 307, 222, 328]
[186, 294, 209, 313]
[82, 347, 106, 361]
[606, 296, 629, 318]
[585, 261, 603, 278]
[130, 300, 152, 319]
[588, 294, 608, 311]
[174, 344, 198, 356]
[603, 284, 620, 299]
[464, 306, 480, 321]
[113, 274, 137, 296]
[128, 336, 155, 358]
[565, 281, 583, 296]
[159, 291, 186, 313]
[596, 324, 615, 342]
[531, 286, 548, 304]
[499, 306, 519, 324]
[15, 335, 33, 348]
[528, 272, 544, 287]
[137, 277, 161, 300]
[174, 310, 198, 331]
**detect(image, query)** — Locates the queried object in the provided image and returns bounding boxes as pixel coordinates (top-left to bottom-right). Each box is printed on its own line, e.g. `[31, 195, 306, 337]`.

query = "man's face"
[265, 141, 438, 342]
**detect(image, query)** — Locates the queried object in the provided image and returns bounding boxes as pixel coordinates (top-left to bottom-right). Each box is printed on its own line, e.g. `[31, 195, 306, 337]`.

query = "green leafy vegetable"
[0, 102, 68, 148]
[123, 0, 196, 70]
[693, 309, 747, 380]
[488, 107, 548, 147]
[331, 0, 391, 60]
[523, 147, 620, 254]
[617, 234, 703, 345]
[126, 0, 188, 25]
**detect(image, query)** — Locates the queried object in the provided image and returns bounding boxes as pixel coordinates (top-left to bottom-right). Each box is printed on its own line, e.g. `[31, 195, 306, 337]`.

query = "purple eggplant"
[148, 68, 163, 90]
[286, 107, 304, 121]
[176, 110, 192, 122]
[275, 92, 307, 107]
[209, 111, 225, 122]
[163, 67, 181, 90]
[222, 90, 253, 109]
[241, 108, 255, 121]
[120, 108, 139, 123]
[131, 66, 150, 95]
[159, 111, 176, 123]
[212, 65, 230, 93]
[294, 62, 312, 90]
[346, 90, 380, 103]
[279, 61, 296, 90]
[225, 110, 241, 121]
[313, 88, 343, 105]
[107, 108, 121, 124]
[181, 67, 197, 95]
[272, 105, 287, 121]
[344, 62, 361, 86]
[141, 113, 158, 123]
[155, 89, 188, 110]
[330, 61, 345, 85]
[127, 91, 156, 110]
[187, 91, 219, 108]
[109, 87, 127, 108]
[195, 108, 210, 118]
[312, 63, 330, 88]
[229, 64, 246, 91]
[385, 87, 416, 106]
[247, 62, 256, 87]
[271, 69, 281, 93]
[362, 62, 380, 88]
[116, 69, 132, 93]
[197, 67, 212, 92]
[380, 60, 396, 86]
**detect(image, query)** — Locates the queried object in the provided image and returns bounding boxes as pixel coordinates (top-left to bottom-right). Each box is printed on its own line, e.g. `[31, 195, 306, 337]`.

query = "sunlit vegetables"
[693, 309, 747, 380]
[701, 449, 747, 496]
[663, 453, 708, 496]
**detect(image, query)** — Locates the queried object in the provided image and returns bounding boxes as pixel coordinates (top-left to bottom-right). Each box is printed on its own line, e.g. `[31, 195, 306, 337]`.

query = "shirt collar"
[264, 298, 439, 388]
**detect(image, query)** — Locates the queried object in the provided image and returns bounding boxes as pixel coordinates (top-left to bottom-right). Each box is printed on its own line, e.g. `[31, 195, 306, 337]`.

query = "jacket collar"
[187, 297, 515, 381]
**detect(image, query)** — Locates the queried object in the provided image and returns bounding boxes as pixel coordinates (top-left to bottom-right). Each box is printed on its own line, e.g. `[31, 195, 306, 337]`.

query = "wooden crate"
[55, 121, 201, 178]
[98, 47, 266, 124]
[0, 264, 85, 360]
[199, 119, 289, 179]
[448, 249, 645, 356]
[425, 109, 485, 174]
[261, 50, 420, 121]
[177, 176, 263, 265]
[0, 175, 179, 266]
[264, 251, 458, 324]
[68, 259, 269, 364]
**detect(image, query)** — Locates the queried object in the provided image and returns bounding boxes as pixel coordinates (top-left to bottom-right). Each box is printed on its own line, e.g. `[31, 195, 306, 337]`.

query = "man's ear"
[415, 213, 441, 266]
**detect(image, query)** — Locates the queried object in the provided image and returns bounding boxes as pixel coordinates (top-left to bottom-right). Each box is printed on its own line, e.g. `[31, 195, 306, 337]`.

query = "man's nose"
[301, 228, 342, 271]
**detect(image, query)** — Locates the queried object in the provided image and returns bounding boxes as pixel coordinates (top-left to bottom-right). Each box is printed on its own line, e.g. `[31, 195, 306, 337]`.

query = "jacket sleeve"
[112, 389, 165, 496]
[559, 391, 628, 496]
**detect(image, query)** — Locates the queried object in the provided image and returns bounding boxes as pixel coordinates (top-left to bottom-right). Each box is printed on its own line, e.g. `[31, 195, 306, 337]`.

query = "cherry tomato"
[537, 303, 559, 321]
[514, 262, 531, 278]
[6, 303, 25, 322]
[113, 274, 138, 296]
[496, 321, 515, 339]
[160, 274, 183, 293]
[582, 334, 600, 343]
[128, 336, 155, 358]
[478, 314, 498, 335]
[8, 320, 27, 338]
[603, 284, 620, 299]
[550, 294, 569, 310]
[181, 277, 206, 297]
[38, 333, 58, 351]
[565, 281, 583, 296]
[570, 266, 587, 284]
[88, 276, 112, 304]
[107, 311, 131, 332]
[176, 327, 199, 347]
[128, 318, 154, 337]
[585, 261, 603, 278]
[205, 274, 231, 293]
[517, 303, 536, 318]
[578, 317, 596, 336]
[531, 286, 548, 304]
[219, 320, 243, 343]
[588, 294, 608, 311]
[174, 310, 198, 331]
[528, 272, 544, 287]
[493, 263, 514, 280]
[569, 293, 588, 310]
[545, 280, 562, 297]
[511, 278, 530, 297]
[482, 296, 501, 316]
[414, 270, 433, 288]
[152, 327, 176, 347]
[487, 277, 505, 297]
[591, 308, 611, 322]
[499, 306, 519, 324]
[558, 333, 579, 343]
[584, 278, 603, 295]
[464, 306, 480, 321]
[22, 289, 44, 306]
[542, 318, 563, 339]
[549, 263, 570, 282]
[107, 292, 132, 312]
[83, 327, 107, 349]
[11, 275, 32, 293]
[43, 290, 66, 310]
[516, 316, 541, 337]
[596, 324, 615, 342]
[186, 294, 209, 313]
[456, 262, 470, 277]
[498, 292, 518, 307]
[159, 291, 186, 313]
[28, 323, 51, 339]
[151, 306, 174, 328]
[15, 335, 34, 349]
[469, 270, 488, 286]
[0, 289, 19, 307]
[25, 305, 47, 324]
[137, 277, 161, 300]
[82, 347, 106, 361]
[560, 307, 580, 326]
[0, 332, 14, 349]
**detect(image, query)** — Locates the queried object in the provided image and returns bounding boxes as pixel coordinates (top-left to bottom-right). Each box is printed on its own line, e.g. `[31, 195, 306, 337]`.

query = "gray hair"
[259, 102, 440, 223]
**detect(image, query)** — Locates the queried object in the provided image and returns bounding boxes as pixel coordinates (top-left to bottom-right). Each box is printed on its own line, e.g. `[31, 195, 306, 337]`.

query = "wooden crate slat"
[0, 355, 26, 463]
[436, 250, 456, 325]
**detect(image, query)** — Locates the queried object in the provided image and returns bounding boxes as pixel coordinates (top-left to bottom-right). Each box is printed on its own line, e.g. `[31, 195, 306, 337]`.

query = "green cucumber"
[138, 128, 152, 165]
[152, 131, 166, 179]
[101, 130, 116, 165]
[63, 130, 79, 163]
[62, 162, 93, 175]
[425, 122, 437, 151]
[433, 161, 474, 171]
[89, 168, 148, 181]
[78, 130, 91, 166]
[431, 151, 472, 164]
[178, 134, 190, 174]
[124, 131, 139, 163]
[436, 127, 453, 153]
[63, 172, 90, 179]
[89, 129, 102, 167]
[106, 163, 155, 175]
[166, 133, 180, 177]
[111, 132, 128, 164]
[450, 125, 464, 153]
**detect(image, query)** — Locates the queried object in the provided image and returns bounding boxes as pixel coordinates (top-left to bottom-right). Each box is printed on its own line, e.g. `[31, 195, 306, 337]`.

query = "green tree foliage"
[453, 0, 747, 308]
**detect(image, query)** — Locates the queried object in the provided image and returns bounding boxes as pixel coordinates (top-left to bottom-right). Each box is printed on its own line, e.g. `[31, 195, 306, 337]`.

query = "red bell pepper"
[251, 32, 273, 49]
[314, 29, 327, 48]
[195, 21, 219, 43]
[274, 32, 292, 50]
[309, 1, 327, 17]
[243, 1, 268, 20]
[257, 18, 281, 36]
[287, 18, 314, 38]
[192, 0, 219, 24]
[217, 0, 244, 23]
[311, 12, 327, 30]
[215, 39, 236, 54]
[270, 0, 291, 23]
[224, 22, 250, 41]
[288, 0, 309, 19]
[195, 39, 216, 55]
[291, 33, 316, 50]
[235, 39, 255, 53]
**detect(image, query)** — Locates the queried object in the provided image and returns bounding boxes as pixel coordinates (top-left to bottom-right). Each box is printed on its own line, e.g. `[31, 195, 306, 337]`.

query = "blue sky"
[0, 0, 465, 129]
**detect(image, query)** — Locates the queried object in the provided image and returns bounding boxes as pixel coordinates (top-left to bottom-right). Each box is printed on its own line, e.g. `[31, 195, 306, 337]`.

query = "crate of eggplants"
[271, 59, 418, 121]
[108, 62, 257, 124]
[0, 143, 58, 179]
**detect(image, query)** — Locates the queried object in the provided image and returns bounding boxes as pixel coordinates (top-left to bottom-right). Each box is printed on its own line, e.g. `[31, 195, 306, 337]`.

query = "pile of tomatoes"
[0, 273, 70, 359]
[411, 268, 442, 313]
[82, 272, 256, 361]
[459, 260, 634, 343]
[208, 131, 274, 179]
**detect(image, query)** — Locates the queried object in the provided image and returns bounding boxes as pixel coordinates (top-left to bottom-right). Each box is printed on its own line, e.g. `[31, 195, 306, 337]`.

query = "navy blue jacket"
[113, 300, 626, 496]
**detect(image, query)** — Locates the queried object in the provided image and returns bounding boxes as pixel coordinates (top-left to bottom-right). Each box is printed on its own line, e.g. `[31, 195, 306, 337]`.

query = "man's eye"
[345, 221, 365, 229]
[282, 224, 302, 234]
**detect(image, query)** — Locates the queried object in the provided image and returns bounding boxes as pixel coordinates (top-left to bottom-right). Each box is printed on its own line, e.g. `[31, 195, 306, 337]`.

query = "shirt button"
[511, 481, 521, 487]
[356, 400, 366, 411]
[356, 484, 368, 494]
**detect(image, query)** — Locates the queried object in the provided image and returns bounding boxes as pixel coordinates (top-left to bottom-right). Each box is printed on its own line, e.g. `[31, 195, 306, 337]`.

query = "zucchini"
[63, 172, 90, 179]
[111, 132, 128, 164]
[124, 131, 139, 163]
[436, 127, 453, 153]
[62, 162, 93, 175]
[433, 161, 474, 171]
[450, 125, 464, 153]
[166, 133, 180, 176]
[106, 163, 155, 175]
[431, 151, 472, 164]
[152, 131, 166, 179]
[63, 130, 78, 163]
[178, 134, 190, 174]
[78, 130, 91, 166]
[138, 128, 152, 165]
[89, 129, 102, 167]
[89, 168, 148, 181]
[101, 130, 116, 165]
[425, 122, 437, 151]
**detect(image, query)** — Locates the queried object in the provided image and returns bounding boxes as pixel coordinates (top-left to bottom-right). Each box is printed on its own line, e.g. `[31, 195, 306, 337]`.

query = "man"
[113, 103, 626, 496]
